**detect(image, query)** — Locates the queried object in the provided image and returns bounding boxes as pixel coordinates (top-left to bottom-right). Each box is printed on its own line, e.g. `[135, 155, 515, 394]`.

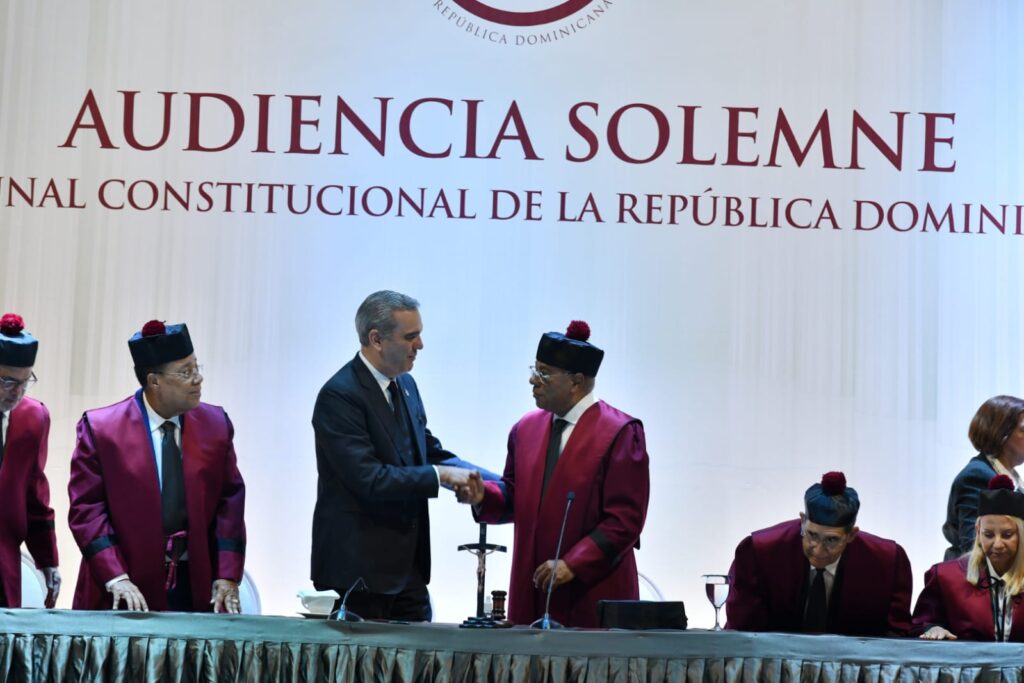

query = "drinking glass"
[702, 574, 729, 631]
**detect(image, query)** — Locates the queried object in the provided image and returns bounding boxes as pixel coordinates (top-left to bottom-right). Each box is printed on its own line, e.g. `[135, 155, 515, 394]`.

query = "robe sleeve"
[24, 409, 58, 568]
[886, 543, 914, 636]
[213, 412, 246, 582]
[911, 563, 949, 636]
[724, 535, 768, 631]
[560, 421, 649, 585]
[67, 414, 128, 584]
[474, 425, 517, 525]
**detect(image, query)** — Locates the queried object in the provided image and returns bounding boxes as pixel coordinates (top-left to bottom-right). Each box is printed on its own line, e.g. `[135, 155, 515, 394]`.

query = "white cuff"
[105, 574, 129, 591]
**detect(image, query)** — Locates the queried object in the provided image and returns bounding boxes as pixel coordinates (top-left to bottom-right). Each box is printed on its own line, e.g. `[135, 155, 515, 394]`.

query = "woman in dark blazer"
[943, 396, 1024, 560]
[917, 475, 1024, 641]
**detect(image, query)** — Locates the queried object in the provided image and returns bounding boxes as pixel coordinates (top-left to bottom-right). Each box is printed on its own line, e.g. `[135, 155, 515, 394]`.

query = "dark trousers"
[334, 569, 432, 622]
[166, 560, 193, 612]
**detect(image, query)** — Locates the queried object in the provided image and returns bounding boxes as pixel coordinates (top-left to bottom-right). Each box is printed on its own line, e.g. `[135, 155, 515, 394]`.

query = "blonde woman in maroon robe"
[0, 313, 59, 607]
[68, 321, 245, 613]
[915, 475, 1024, 641]
[462, 321, 650, 628]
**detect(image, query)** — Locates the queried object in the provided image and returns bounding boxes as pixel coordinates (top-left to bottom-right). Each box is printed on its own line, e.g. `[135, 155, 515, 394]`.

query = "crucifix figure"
[458, 523, 507, 618]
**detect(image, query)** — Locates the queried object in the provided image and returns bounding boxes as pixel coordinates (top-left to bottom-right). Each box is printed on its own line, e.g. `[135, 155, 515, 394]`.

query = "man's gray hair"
[356, 290, 420, 345]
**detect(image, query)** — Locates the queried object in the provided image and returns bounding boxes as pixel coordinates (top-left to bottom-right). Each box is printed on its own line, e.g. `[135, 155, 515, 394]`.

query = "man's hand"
[920, 625, 957, 640]
[455, 471, 485, 505]
[211, 579, 241, 614]
[437, 465, 479, 492]
[110, 578, 149, 612]
[41, 567, 61, 608]
[533, 559, 574, 591]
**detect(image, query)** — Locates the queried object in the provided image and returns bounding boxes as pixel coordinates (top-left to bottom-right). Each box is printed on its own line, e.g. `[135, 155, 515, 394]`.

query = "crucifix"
[458, 523, 507, 618]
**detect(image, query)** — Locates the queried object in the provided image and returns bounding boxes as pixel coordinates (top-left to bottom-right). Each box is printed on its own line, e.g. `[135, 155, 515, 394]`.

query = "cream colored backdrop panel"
[0, 1, 1022, 624]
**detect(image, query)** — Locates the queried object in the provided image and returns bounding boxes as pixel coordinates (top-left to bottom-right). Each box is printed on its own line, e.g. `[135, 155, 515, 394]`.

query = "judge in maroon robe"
[468, 321, 650, 628]
[68, 320, 245, 613]
[726, 472, 912, 636]
[0, 313, 59, 607]
[914, 475, 1024, 641]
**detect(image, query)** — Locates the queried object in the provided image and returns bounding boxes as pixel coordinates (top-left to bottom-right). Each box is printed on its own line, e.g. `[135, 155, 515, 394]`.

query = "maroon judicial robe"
[0, 398, 58, 607]
[476, 401, 649, 627]
[912, 557, 1024, 641]
[725, 519, 913, 636]
[68, 391, 246, 611]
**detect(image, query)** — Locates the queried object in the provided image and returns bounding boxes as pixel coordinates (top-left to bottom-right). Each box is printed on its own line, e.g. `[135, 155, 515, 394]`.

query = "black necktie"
[160, 421, 187, 535]
[804, 568, 828, 632]
[541, 418, 570, 496]
[387, 380, 403, 421]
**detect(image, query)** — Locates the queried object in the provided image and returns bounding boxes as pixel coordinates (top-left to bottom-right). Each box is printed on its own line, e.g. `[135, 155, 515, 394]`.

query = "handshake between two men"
[439, 466, 578, 592]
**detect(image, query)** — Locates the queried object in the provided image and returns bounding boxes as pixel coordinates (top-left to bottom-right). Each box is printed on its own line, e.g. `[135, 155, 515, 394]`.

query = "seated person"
[942, 395, 1024, 560]
[915, 475, 1024, 641]
[726, 472, 912, 636]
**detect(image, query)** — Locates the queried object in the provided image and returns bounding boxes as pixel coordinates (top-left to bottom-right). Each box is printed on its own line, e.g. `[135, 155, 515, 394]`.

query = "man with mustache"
[68, 320, 246, 613]
[463, 321, 650, 627]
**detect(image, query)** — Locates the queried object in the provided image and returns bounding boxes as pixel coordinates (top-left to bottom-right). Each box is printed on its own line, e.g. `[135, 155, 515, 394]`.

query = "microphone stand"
[332, 576, 367, 622]
[531, 491, 575, 630]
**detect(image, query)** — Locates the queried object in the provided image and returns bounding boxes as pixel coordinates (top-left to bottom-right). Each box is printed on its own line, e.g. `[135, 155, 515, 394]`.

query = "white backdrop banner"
[1, 0, 1022, 624]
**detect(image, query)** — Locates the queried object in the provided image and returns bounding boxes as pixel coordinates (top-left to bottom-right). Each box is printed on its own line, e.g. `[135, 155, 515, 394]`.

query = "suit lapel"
[353, 355, 411, 462]
[396, 374, 426, 464]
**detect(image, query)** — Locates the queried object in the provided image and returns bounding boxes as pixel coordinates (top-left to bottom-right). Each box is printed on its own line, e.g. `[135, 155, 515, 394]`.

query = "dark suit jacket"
[725, 519, 913, 636]
[311, 353, 464, 595]
[942, 455, 997, 560]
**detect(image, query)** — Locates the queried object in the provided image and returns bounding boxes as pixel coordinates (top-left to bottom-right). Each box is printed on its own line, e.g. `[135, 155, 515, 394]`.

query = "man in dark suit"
[725, 472, 912, 636]
[311, 290, 482, 621]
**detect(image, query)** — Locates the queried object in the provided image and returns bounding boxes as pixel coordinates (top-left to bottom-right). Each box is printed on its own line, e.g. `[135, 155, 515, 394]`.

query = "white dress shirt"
[552, 392, 597, 455]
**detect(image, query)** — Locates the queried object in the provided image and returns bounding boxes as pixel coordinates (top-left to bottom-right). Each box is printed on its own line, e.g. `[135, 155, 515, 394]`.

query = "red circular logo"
[451, 1, 594, 27]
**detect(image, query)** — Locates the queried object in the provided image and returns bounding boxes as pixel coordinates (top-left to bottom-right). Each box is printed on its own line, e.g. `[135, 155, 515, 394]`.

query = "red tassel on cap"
[141, 320, 167, 337]
[566, 320, 591, 342]
[0, 313, 25, 336]
[821, 471, 847, 496]
[988, 474, 1015, 491]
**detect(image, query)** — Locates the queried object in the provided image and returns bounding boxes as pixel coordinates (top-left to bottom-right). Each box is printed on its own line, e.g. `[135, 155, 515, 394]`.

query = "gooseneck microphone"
[532, 491, 575, 630]
[333, 576, 367, 622]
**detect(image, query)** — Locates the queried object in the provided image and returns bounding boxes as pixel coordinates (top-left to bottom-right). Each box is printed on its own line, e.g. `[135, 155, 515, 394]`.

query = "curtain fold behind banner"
[1, 611, 1022, 682]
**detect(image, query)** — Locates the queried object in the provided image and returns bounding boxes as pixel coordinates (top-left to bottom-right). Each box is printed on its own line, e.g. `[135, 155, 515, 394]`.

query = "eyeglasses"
[528, 365, 571, 385]
[800, 526, 846, 551]
[0, 372, 37, 391]
[156, 365, 204, 383]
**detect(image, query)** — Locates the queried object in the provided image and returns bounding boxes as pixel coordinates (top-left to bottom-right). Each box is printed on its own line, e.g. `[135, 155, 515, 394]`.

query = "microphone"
[332, 576, 367, 622]
[532, 491, 575, 630]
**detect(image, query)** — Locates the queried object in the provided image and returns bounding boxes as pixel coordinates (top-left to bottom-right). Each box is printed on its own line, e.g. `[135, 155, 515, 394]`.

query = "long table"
[1, 609, 1022, 682]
